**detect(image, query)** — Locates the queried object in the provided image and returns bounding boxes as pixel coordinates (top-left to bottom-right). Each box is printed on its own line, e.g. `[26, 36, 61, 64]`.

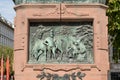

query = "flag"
[0, 55, 4, 80]
[6, 56, 10, 80]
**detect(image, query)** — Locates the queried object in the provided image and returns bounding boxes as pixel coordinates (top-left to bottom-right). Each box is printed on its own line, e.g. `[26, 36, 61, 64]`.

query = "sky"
[0, 0, 15, 24]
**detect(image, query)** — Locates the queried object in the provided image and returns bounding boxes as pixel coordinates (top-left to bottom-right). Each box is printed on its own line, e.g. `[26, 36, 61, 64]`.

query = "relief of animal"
[32, 39, 47, 61]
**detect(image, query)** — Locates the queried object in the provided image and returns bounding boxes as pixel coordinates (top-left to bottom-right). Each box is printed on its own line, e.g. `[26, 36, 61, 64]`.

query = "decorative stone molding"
[21, 64, 101, 72]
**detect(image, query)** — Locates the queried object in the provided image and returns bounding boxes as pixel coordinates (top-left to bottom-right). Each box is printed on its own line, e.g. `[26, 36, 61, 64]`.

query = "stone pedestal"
[14, 3, 109, 80]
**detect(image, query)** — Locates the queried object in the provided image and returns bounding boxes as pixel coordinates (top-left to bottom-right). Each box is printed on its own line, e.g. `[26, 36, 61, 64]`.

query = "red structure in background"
[0, 56, 10, 80]
[6, 56, 10, 80]
[1, 55, 3, 80]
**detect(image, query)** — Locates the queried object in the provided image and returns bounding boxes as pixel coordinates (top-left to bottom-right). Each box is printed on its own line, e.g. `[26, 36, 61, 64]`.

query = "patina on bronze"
[29, 22, 94, 64]
[13, 0, 106, 5]
[37, 71, 86, 80]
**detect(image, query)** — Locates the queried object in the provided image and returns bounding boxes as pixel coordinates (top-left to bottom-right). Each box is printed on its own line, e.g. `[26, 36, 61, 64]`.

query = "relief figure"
[32, 39, 47, 62]
[29, 22, 93, 63]
[44, 37, 56, 59]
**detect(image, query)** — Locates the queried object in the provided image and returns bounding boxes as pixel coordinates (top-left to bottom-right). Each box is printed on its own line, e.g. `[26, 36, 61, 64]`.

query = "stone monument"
[13, 0, 109, 80]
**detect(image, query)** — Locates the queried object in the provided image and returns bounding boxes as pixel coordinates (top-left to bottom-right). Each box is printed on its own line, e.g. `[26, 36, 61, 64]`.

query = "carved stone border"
[21, 64, 101, 72]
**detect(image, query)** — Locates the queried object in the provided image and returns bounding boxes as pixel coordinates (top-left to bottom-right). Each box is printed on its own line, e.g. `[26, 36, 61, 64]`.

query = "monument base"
[14, 3, 109, 80]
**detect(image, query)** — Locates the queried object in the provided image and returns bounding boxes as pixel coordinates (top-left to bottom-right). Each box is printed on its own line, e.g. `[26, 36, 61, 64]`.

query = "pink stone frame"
[14, 3, 109, 80]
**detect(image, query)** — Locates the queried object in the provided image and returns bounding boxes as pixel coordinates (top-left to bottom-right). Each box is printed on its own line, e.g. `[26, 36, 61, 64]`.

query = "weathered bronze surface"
[37, 71, 86, 80]
[13, 0, 106, 5]
[28, 22, 94, 64]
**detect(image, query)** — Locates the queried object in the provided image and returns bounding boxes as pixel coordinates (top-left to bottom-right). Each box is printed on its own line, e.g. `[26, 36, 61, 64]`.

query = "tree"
[0, 45, 14, 75]
[107, 0, 120, 63]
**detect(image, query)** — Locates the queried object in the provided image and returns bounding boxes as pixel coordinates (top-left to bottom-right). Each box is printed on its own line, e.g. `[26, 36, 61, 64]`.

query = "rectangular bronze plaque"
[28, 22, 94, 64]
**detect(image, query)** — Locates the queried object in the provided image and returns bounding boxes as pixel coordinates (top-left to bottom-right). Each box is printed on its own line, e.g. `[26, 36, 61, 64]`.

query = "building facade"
[109, 45, 120, 80]
[0, 14, 14, 48]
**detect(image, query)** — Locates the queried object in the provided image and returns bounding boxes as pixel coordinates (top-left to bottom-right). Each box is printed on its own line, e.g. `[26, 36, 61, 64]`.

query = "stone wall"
[14, 3, 109, 80]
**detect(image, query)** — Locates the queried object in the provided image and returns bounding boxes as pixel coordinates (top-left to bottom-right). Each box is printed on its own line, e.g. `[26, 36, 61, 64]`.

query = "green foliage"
[0, 45, 14, 75]
[107, 0, 120, 31]
[107, 0, 120, 63]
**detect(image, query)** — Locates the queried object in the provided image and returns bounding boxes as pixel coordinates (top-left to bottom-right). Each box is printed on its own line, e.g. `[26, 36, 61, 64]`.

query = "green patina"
[29, 22, 94, 64]
[13, 0, 106, 5]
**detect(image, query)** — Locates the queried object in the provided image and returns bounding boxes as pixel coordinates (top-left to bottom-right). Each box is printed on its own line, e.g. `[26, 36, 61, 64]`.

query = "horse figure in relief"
[32, 39, 47, 62]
